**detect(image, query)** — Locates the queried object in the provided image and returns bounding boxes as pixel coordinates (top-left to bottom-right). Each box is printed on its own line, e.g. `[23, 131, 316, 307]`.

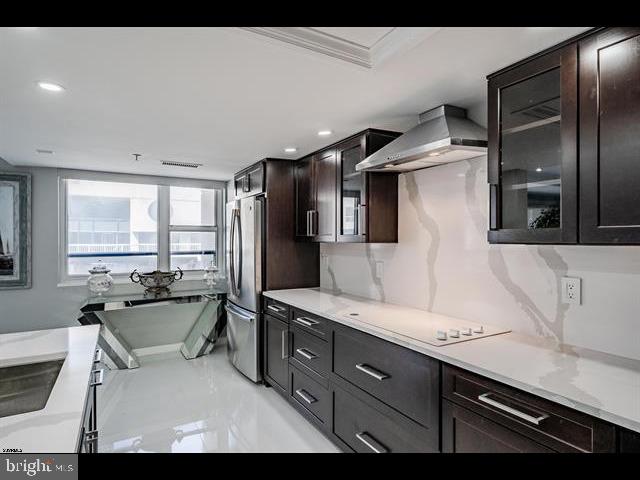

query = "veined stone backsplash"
[320, 156, 640, 361]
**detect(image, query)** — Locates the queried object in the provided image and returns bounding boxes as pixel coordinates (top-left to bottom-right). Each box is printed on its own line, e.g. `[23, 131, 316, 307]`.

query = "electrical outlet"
[375, 261, 384, 281]
[561, 277, 581, 305]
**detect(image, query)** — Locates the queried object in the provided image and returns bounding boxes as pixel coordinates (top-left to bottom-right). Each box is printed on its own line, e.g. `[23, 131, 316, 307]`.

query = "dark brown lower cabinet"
[442, 400, 553, 453]
[264, 314, 289, 395]
[333, 385, 438, 453]
[443, 364, 617, 453]
[262, 296, 633, 453]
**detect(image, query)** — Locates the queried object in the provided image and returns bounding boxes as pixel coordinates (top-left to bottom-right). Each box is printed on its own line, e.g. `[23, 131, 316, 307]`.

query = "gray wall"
[0, 167, 212, 334]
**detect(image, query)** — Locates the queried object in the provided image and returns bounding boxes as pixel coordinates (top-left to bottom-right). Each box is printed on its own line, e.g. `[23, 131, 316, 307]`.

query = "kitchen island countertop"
[0, 325, 100, 452]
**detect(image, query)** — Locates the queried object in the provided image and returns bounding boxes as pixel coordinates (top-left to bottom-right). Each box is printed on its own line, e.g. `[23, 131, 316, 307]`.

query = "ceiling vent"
[161, 160, 203, 169]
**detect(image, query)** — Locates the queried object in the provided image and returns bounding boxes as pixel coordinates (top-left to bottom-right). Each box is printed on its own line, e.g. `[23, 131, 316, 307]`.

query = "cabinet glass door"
[488, 45, 577, 244]
[500, 68, 561, 230]
[339, 144, 365, 237]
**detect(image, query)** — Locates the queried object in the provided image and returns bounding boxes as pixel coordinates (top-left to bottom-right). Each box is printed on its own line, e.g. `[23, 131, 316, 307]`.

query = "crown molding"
[240, 27, 441, 69]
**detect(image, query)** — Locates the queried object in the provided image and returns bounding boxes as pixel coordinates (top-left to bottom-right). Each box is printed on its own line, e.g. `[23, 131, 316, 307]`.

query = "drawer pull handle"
[296, 348, 318, 360]
[478, 392, 549, 426]
[93, 348, 102, 364]
[293, 317, 319, 327]
[267, 304, 285, 313]
[355, 432, 388, 453]
[295, 389, 317, 405]
[355, 363, 389, 381]
[90, 368, 104, 387]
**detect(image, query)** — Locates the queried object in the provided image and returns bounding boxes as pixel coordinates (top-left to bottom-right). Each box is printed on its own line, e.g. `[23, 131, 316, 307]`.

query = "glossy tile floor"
[98, 345, 339, 453]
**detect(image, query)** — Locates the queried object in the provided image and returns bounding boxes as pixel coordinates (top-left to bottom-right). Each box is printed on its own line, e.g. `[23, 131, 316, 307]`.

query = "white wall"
[0, 167, 213, 334]
[321, 156, 640, 361]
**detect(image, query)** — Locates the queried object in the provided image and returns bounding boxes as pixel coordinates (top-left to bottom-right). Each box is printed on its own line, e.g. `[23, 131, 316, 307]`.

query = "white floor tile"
[97, 346, 339, 453]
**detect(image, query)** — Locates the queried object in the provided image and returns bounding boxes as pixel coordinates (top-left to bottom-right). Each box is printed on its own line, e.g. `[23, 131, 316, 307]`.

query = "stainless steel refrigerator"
[225, 195, 264, 382]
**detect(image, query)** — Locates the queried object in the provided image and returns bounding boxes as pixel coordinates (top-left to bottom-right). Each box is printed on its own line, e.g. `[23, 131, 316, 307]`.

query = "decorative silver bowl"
[130, 268, 183, 293]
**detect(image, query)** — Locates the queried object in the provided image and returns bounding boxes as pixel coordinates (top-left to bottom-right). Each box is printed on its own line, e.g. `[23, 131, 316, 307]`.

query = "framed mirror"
[0, 171, 32, 289]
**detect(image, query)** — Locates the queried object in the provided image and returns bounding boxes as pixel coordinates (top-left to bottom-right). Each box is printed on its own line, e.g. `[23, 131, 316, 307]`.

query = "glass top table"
[78, 287, 227, 369]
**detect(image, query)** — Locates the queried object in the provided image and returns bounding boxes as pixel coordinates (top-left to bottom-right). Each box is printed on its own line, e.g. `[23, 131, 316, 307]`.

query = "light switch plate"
[561, 277, 581, 305]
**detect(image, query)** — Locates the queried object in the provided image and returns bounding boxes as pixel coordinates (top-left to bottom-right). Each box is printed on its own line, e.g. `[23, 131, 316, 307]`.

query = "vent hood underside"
[356, 105, 488, 172]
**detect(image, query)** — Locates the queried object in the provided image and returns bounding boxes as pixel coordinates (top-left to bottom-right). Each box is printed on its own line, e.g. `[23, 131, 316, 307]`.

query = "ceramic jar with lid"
[87, 261, 114, 295]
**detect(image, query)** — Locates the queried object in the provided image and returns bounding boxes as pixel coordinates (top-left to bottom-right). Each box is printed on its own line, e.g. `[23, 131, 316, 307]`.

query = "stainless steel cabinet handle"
[267, 304, 285, 313]
[355, 432, 388, 453]
[355, 363, 389, 381]
[296, 348, 317, 360]
[93, 348, 102, 364]
[295, 389, 317, 405]
[90, 368, 104, 387]
[281, 330, 289, 360]
[477, 392, 549, 425]
[293, 317, 319, 327]
[359, 205, 367, 236]
[306, 210, 311, 236]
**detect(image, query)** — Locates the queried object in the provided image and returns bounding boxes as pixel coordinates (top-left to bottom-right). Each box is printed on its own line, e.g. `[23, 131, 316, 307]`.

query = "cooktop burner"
[341, 310, 510, 347]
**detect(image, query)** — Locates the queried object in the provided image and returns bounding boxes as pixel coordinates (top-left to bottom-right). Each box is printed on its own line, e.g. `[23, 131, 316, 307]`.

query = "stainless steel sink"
[0, 359, 65, 418]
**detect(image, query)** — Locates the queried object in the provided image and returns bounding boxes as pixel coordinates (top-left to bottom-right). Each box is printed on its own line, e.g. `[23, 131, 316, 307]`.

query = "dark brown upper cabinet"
[295, 149, 337, 242]
[489, 27, 640, 246]
[488, 44, 578, 244]
[579, 27, 640, 244]
[296, 129, 400, 243]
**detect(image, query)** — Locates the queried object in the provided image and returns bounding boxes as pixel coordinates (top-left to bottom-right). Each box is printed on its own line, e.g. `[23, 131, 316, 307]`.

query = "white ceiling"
[0, 27, 590, 181]
[311, 27, 395, 47]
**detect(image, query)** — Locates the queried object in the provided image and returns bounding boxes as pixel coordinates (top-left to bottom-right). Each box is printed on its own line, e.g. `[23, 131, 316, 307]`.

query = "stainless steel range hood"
[356, 105, 487, 172]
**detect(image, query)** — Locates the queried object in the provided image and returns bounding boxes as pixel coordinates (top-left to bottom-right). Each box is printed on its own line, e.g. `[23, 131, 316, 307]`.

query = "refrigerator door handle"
[225, 303, 255, 322]
[229, 208, 242, 297]
[229, 207, 237, 296]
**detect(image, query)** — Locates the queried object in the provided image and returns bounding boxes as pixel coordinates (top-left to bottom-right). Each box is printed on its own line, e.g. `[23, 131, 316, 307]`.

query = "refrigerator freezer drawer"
[225, 302, 261, 383]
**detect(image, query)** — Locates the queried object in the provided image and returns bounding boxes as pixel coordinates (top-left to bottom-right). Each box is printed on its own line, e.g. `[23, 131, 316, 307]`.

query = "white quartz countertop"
[0, 325, 100, 453]
[264, 288, 640, 433]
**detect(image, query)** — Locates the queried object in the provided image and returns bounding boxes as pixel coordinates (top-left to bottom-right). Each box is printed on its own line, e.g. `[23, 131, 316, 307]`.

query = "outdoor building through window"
[60, 172, 224, 280]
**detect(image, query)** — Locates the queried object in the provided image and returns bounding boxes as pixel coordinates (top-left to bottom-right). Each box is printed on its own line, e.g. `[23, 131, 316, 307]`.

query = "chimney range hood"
[356, 104, 487, 172]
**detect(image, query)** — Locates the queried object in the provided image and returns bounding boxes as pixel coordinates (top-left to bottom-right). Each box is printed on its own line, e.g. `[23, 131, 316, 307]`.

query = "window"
[60, 172, 225, 281]
[169, 186, 217, 271]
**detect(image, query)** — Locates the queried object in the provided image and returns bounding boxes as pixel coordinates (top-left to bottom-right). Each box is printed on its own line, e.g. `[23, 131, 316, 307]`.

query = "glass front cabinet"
[337, 136, 367, 242]
[488, 44, 578, 244]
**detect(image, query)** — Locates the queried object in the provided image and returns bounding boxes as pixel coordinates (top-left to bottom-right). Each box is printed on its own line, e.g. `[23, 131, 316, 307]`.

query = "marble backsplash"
[320, 156, 640, 361]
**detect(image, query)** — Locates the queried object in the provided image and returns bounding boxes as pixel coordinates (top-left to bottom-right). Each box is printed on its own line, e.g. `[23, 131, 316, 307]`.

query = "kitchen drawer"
[333, 385, 437, 453]
[333, 324, 439, 429]
[263, 297, 289, 322]
[442, 399, 553, 453]
[290, 307, 330, 341]
[290, 364, 331, 426]
[290, 325, 331, 377]
[443, 365, 616, 453]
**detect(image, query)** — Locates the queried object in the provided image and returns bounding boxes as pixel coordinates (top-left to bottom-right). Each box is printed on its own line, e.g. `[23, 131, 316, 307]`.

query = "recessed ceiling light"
[37, 81, 65, 92]
[318, 130, 332, 136]
[36, 149, 54, 154]
[284, 147, 297, 153]
[536, 167, 543, 172]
